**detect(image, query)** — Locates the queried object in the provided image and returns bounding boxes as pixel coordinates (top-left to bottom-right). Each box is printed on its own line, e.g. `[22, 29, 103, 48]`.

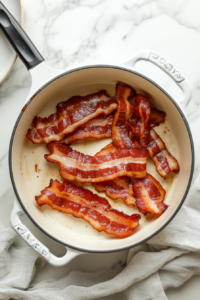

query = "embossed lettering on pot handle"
[122, 50, 192, 114]
[10, 197, 81, 266]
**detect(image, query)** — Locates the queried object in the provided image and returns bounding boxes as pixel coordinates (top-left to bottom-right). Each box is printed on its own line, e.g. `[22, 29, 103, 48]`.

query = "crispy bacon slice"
[62, 112, 115, 145]
[147, 129, 179, 178]
[127, 118, 151, 149]
[94, 146, 135, 206]
[112, 83, 135, 148]
[27, 90, 117, 144]
[36, 179, 141, 238]
[132, 140, 140, 148]
[127, 118, 137, 140]
[135, 122, 151, 148]
[135, 94, 151, 125]
[93, 177, 135, 206]
[93, 138, 142, 206]
[133, 174, 167, 216]
[95, 144, 116, 156]
[133, 94, 151, 147]
[95, 141, 139, 154]
[149, 108, 166, 127]
[45, 142, 148, 183]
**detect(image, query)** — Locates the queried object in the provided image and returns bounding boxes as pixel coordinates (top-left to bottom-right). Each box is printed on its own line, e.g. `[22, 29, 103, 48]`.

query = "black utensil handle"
[0, 1, 44, 70]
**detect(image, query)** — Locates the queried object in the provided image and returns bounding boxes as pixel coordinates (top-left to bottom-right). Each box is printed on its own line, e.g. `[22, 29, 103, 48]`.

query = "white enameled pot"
[0, 2, 194, 266]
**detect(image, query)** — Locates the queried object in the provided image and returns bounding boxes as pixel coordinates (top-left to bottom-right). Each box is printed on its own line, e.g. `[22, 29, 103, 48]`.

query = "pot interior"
[11, 66, 193, 252]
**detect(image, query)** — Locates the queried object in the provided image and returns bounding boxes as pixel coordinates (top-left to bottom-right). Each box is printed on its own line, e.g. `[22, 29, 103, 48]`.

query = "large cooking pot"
[0, 1, 194, 266]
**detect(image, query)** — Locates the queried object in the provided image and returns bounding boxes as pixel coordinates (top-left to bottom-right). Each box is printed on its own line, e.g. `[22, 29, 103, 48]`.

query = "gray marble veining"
[0, 0, 200, 294]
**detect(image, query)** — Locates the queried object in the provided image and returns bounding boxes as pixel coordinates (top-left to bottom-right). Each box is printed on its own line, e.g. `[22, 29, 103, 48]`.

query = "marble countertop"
[1, 0, 200, 298]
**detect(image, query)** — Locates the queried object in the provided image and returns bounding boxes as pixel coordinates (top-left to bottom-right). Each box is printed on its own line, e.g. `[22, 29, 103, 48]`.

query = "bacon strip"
[149, 108, 166, 128]
[133, 174, 167, 216]
[132, 140, 140, 148]
[147, 129, 179, 178]
[127, 118, 151, 149]
[135, 94, 151, 126]
[93, 145, 136, 206]
[45, 142, 148, 183]
[132, 94, 151, 147]
[112, 83, 135, 148]
[36, 179, 141, 238]
[27, 90, 117, 144]
[93, 177, 135, 206]
[128, 106, 166, 145]
[62, 112, 115, 145]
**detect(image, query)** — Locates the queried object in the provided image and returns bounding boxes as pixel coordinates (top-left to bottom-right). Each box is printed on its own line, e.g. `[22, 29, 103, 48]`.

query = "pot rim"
[9, 64, 195, 253]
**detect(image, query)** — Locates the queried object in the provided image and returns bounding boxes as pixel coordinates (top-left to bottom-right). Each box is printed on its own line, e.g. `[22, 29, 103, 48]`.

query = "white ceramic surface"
[10, 62, 192, 256]
[1, 0, 200, 298]
[0, 0, 23, 83]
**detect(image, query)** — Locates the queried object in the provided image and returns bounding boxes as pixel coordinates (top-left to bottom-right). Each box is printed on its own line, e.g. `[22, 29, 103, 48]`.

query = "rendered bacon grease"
[29, 83, 179, 238]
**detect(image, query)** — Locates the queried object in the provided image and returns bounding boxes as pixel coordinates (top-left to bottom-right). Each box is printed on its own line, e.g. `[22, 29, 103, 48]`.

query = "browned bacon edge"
[147, 129, 179, 178]
[35, 179, 141, 238]
[27, 90, 117, 144]
[62, 112, 115, 145]
[45, 142, 148, 183]
[149, 108, 166, 128]
[133, 173, 167, 216]
[112, 83, 135, 148]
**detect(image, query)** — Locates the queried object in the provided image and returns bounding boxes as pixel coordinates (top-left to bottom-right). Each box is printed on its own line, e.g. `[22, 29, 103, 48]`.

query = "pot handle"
[10, 197, 81, 266]
[0, 1, 63, 100]
[0, 1, 44, 70]
[122, 50, 192, 112]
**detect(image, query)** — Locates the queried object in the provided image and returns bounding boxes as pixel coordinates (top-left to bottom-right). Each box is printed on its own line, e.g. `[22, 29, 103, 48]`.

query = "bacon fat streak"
[133, 174, 167, 216]
[112, 83, 135, 148]
[36, 179, 141, 238]
[27, 90, 117, 144]
[62, 112, 115, 145]
[147, 129, 179, 178]
[45, 142, 148, 183]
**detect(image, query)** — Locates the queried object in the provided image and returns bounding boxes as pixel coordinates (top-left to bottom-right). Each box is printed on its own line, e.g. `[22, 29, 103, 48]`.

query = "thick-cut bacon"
[62, 112, 115, 145]
[149, 108, 166, 127]
[36, 179, 141, 238]
[45, 142, 148, 183]
[27, 90, 117, 144]
[112, 83, 135, 148]
[133, 174, 167, 216]
[147, 129, 179, 178]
